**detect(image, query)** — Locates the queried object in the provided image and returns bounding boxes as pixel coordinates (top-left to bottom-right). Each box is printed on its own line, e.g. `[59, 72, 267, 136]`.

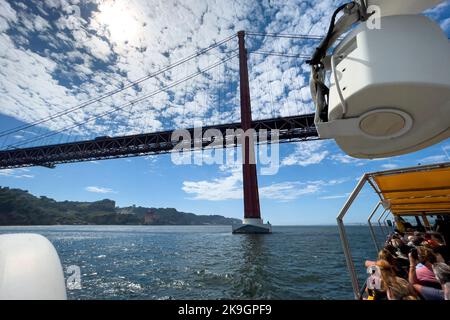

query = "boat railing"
[337, 175, 397, 299]
[336, 174, 368, 299]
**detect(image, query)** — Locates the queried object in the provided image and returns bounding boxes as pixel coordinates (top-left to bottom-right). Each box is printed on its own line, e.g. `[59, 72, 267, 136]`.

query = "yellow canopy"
[370, 163, 450, 216]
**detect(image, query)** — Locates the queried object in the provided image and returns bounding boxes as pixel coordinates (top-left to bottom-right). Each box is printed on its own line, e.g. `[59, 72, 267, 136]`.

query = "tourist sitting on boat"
[388, 232, 404, 245]
[389, 238, 410, 259]
[363, 226, 450, 301]
[432, 262, 450, 300]
[408, 235, 425, 247]
[434, 217, 450, 245]
[408, 246, 445, 300]
[423, 233, 442, 248]
[368, 259, 418, 300]
[385, 276, 418, 300]
[365, 248, 408, 279]
[395, 216, 413, 234]
[364, 254, 420, 300]
[407, 232, 449, 263]
[433, 244, 450, 264]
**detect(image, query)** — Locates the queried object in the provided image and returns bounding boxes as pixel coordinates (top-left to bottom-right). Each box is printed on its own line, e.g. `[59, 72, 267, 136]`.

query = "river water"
[0, 225, 384, 299]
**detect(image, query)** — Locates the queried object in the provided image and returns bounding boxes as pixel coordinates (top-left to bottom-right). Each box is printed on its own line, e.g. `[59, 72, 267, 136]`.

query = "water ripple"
[0, 225, 376, 300]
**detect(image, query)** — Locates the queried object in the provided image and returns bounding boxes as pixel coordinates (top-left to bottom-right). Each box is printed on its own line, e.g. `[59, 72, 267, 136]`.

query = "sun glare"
[94, 1, 141, 45]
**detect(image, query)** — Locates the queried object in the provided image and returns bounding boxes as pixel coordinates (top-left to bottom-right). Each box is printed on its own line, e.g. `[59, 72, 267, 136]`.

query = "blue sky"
[0, 0, 449, 225]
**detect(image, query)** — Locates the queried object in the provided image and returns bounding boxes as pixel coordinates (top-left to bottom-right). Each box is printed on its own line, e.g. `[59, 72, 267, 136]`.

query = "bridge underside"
[0, 114, 318, 170]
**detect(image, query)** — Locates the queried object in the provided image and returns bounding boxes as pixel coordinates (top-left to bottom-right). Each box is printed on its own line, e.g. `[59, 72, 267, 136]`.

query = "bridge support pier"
[232, 218, 272, 234]
[232, 31, 271, 234]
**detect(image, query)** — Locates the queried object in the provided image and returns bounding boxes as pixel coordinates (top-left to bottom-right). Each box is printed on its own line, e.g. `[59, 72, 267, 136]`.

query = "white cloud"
[330, 153, 398, 167]
[260, 178, 348, 201]
[282, 140, 329, 167]
[319, 194, 349, 200]
[0, 169, 14, 176]
[418, 155, 447, 164]
[15, 174, 35, 179]
[33, 15, 50, 31]
[0, 0, 18, 32]
[441, 144, 450, 160]
[441, 17, 450, 32]
[0, 168, 34, 178]
[0, 0, 342, 149]
[425, 1, 450, 33]
[182, 164, 242, 201]
[380, 163, 399, 170]
[182, 162, 348, 201]
[144, 155, 157, 163]
[260, 181, 321, 201]
[85, 186, 117, 194]
[1, 0, 447, 155]
[83, 35, 113, 62]
[329, 153, 363, 165]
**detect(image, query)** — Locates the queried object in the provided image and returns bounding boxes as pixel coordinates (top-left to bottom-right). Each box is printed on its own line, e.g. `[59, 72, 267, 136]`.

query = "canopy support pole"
[376, 209, 388, 246]
[383, 211, 390, 234]
[337, 174, 368, 300]
[368, 202, 381, 253]
[422, 213, 431, 231]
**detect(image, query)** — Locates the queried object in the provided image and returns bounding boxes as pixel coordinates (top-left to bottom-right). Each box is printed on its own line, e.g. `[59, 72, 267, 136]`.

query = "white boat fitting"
[0, 233, 67, 300]
[309, 0, 450, 159]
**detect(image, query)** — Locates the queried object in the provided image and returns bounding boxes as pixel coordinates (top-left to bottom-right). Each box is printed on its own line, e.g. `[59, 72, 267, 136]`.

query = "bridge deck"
[0, 114, 318, 169]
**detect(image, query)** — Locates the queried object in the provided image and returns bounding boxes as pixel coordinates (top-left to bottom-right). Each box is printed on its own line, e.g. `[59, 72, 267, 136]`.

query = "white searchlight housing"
[0, 234, 67, 300]
[309, 0, 450, 159]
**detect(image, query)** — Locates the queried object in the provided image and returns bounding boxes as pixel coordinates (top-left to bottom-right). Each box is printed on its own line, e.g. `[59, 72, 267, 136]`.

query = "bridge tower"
[232, 31, 272, 234]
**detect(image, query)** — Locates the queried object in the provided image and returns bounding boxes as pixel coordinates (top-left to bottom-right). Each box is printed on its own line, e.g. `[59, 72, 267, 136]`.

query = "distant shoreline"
[0, 187, 370, 226]
[0, 187, 241, 226]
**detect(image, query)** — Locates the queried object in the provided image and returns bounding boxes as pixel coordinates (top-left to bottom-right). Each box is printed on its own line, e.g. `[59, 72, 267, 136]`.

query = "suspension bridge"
[0, 31, 322, 169]
[0, 31, 322, 228]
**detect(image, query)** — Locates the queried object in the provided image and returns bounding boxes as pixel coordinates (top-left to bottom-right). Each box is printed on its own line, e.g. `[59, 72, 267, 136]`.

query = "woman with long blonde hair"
[386, 277, 418, 300]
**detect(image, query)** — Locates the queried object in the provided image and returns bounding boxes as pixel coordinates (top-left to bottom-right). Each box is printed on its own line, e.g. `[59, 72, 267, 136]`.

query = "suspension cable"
[6, 53, 239, 149]
[246, 32, 324, 40]
[249, 50, 311, 60]
[0, 34, 237, 138]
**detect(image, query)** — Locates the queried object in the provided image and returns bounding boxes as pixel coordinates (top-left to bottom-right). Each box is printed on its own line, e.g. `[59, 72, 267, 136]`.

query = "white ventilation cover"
[322, 14, 450, 159]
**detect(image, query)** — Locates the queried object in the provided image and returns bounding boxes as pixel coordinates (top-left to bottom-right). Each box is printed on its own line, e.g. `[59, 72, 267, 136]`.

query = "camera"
[410, 247, 419, 260]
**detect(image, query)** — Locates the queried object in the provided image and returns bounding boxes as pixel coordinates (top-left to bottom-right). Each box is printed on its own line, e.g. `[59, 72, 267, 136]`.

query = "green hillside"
[0, 187, 241, 226]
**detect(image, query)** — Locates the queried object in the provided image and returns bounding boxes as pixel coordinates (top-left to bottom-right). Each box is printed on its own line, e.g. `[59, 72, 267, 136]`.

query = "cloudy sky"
[0, 0, 449, 225]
